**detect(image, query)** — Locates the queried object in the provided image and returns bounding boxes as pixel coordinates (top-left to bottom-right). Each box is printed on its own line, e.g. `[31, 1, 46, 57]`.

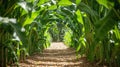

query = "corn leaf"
[96, 0, 114, 9]
[58, 0, 72, 6]
[23, 11, 39, 26]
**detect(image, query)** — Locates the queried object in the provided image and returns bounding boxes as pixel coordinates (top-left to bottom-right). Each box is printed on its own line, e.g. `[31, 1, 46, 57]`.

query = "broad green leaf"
[76, 0, 81, 5]
[58, 0, 72, 6]
[37, 0, 50, 6]
[76, 44, 81, 52]
[77, 37, 86, 52]
[23, 11, 39, 26]
[96, 0, 114, 9]
[55, 13, 65, 20]
[75, 9, 84, 32]
[0, 17, 28, 48]
[95, 10, 116, 40]
[18, 1, 33, 16]
[25, 0, 34, 2]
[78, 2, 98, 22]
[80, 37, 86, 47]
[10, 23, 28, 48]
[18, 1, 28, 12]
[75, 9, 83, 24]
[119, 0, 120, 4]
[48, 5, 57, 10]
[114, 25, 120, 40]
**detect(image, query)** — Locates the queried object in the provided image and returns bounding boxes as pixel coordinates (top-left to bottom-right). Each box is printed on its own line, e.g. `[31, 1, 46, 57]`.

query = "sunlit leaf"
[58, 0, 72, 6]
[48, 5, 57, 10]
[23, 11, 39, 26]
[114, 25, 120, 40]
[37, 0, 50, 5]
[96, 0, 114, 9]
[76, 0, 81, 5]
[75, 9, 84, 32]
[75, 9, 83, 24]
[25, 0, 34, 2]
[18, 1, 28, 12]
[0, 17, 16, 23]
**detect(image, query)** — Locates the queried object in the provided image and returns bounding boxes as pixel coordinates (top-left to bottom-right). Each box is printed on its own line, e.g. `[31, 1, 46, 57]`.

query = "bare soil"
[18, 42, 106, 67]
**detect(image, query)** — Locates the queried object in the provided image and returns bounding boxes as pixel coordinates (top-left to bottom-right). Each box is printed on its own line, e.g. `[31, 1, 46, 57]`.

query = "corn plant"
[0, 0, 120, 67]
[0, 0, 53, 66]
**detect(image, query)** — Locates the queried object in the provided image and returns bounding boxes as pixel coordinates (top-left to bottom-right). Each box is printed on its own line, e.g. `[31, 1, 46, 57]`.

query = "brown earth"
[18, 42, 106, 67]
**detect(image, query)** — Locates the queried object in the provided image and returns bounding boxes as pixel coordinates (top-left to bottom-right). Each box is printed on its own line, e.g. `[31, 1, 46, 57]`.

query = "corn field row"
[0, 0, 120, 67]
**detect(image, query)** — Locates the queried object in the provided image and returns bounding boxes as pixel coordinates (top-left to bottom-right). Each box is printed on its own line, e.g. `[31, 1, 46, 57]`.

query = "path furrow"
[19, 42, 99, 67]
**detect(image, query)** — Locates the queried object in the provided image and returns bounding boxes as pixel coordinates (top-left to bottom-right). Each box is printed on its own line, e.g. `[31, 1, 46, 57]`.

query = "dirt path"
[19, 42, 99, 67]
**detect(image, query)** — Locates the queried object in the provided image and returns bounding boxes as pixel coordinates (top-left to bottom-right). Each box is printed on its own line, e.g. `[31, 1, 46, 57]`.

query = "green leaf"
[48, 5, 57, 10]
[58, 0, 72, 6]
[0, 17, 28, 48]
[75, 9, 83, 24]
[76, 0, 81, 5]
[78, 2, 98, 22]
[10, 23, 28, 48]
[76, 44, 81, 51]
[114, 25, 120, 40]
[18, 1, 33, 15]
[95, 10, 117, 40]
[37, 0, 50, 5]
[25, 0, 34, 2]
[75, 9, 84, 32]
[61, 7, 73, 16]
[23, 11, 39, 26]
[55, 13, 65, 20]
[18, 1, 28, 12]
[96, 0, 114, 9]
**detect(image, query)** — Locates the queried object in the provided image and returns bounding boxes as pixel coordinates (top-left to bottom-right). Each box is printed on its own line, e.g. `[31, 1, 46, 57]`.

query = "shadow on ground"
[18, 42, 104, 67]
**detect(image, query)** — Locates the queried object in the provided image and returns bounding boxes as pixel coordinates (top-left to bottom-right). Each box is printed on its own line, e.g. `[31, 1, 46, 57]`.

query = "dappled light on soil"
[47, 42, 68, 50]
[19, 42, 102, 67]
